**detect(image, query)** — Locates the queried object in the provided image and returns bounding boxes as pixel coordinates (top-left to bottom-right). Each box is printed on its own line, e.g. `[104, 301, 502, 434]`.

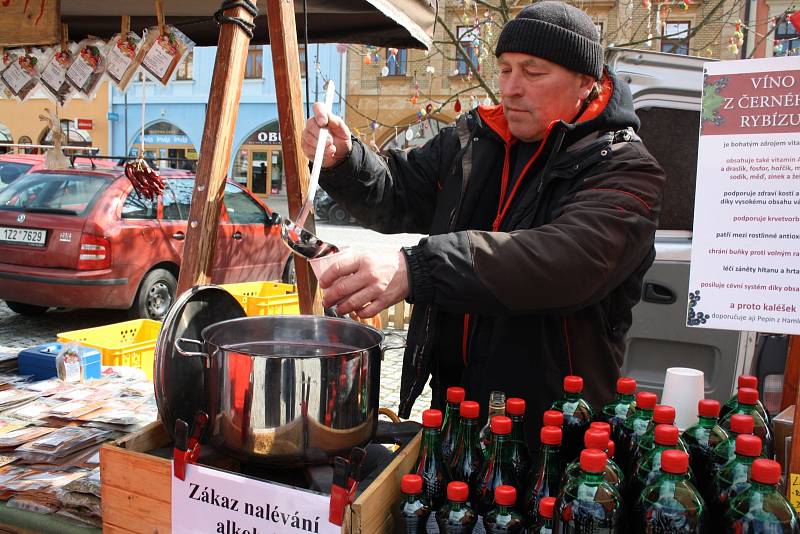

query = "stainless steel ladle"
[279, 80, 340, 260]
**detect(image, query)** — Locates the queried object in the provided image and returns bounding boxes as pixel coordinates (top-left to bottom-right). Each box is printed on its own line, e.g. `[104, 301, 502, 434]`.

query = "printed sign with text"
[688, 56, 800, 334]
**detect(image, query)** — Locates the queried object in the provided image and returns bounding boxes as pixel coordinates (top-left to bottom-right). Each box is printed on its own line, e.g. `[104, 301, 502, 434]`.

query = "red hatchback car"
[0, 168, 292, 319]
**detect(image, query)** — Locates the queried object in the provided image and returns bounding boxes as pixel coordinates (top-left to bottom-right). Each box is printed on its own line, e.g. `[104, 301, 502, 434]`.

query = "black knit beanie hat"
[495, 1, 603, 79]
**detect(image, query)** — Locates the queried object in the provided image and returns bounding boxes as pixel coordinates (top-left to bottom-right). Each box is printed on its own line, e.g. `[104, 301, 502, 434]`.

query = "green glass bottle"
[412, 409, 450, 510]
[616, 391, 657, 477]
[442, 386, 466, 465]
[484, 485, 526, 533]
[550, 376, 594, 466]
[436, 481, 478, 533]
[724, 459, 800, 533]
[506, 397, 531, 484]
[525, 425, 563, 527]
[554, 448, 623, 533]
[630, 405, 688, 471]
[397, 474, 432, 533]
[709, 413, 755, 478]
[681, 399, 728, 502]
[626, 424, 684, 509]
[473, 416, 518, 516]
[561, 428, 624, 490]
[710, 434, 762, 529]
[597, 377, 637, 443]
[531, 496, 556, 534]
[720, 375, 770, 426]
[719, 387, 774, 459]
[448, 400, 483, 487]
[632, 449, 705, 533]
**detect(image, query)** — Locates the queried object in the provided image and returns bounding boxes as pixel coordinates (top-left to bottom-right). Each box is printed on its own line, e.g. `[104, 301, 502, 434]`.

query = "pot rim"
[200, 314, 386, 359]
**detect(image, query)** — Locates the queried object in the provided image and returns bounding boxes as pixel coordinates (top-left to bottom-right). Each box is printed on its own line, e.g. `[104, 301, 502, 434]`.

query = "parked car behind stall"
[0, 168, 291, 319]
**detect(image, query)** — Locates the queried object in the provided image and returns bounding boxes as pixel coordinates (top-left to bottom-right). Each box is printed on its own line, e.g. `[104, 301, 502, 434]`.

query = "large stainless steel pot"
[174, 315, 383, 466]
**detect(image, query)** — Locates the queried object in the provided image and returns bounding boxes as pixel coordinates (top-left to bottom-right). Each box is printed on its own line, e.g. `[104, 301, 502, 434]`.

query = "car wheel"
[329, 204, 349, 225]
[4, 300, 49, 316]
[281, 256, 297, 285]
[130, 268, 177, 320]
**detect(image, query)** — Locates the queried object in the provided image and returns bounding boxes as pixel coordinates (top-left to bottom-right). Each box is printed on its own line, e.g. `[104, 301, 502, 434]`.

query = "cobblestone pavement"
[0, 221, 432, 422]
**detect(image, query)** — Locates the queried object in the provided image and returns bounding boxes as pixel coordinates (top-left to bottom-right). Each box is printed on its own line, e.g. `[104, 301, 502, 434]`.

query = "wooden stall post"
[176, 4, 255, 295]
[266, 0, 324, 316]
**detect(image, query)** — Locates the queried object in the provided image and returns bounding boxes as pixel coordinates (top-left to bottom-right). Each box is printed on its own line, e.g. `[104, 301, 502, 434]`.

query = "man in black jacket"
[302, 1, 666, 444]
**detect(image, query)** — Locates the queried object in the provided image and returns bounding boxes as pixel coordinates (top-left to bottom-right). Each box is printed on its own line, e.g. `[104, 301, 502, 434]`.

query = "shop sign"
[75, 119, 93, 130]
[136, 134, 192, 145]
[172, 463, 338, 534]
[107, 112, 120, 122]
[687, 56, 800, 335]
[244, 130, 282, 145]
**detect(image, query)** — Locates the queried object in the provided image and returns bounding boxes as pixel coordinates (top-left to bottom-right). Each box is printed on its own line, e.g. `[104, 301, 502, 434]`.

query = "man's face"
[497, 52, 596, 142]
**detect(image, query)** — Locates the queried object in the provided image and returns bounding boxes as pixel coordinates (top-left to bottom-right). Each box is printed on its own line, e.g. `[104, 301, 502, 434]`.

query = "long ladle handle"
[296, 80, 336, 228]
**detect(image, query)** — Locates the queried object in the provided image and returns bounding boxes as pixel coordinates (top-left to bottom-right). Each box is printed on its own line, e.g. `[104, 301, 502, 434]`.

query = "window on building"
[774, 16, 800, 56]
[661, 21, 691, 55]
[386, 48, 408, 76]
[176, 51, 194, 80]
[299, 44, 307, 78]
[456, 26, 480, 75]
[245, 45, 264, 78]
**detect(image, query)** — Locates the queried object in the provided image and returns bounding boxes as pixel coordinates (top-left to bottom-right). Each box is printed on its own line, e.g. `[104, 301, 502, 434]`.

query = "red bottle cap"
[491, 416, 512, 435]
[636, 391, 657, 409]
[751, 459, 781, 485]
[731, 414, 755, 434]
[653, 405, 676, 425]
[661, 450, 689, 474]
[580, 449, 607, 473]
[607, 440, 615, 458]
[446, 387, 466, 404]
[401, 474, 423, 494]
[539, 497, 556, 519]
[698, 399, 720, 418]
[541, 425, 563, 446]
[654, 424, 679, 446]
[737, 387, 759, 406]
[735, 434, 762, 457]
[447, 481, 469, 502]
[506, 398, 526, 416]
[543, 410, 564, 428]
[564, 375, 584, 393]
[422, 409, 442, 428]
[617, 377, 637, 395]
[459, 400, 480, 419]
[584, 428, 610, 449]
[738, 375, 758, 389]
[590, 422, 611, 437]
[494, 485, 516, 506]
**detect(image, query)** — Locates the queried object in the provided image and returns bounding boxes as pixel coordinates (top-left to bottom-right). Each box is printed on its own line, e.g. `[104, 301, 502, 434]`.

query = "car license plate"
[0, 226, 47, 247]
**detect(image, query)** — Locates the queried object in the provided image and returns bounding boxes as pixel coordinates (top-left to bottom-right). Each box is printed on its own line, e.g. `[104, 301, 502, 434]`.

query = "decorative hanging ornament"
[642, 0, 651, 10]
[371, 120, 378, 131]
[454, 99, 462, 112]
[727, 37, 739, 55]
[373, 53, 381, 63]
[470, 95, 477, 108]
[482, 96, 492, 106]
[364, 55, 372, 65]
[789, 11, 800, 33]
[453, 69, 461, 76]
[417, 111, 423, 120]
[410, 95, 418, 105]
[425, 103, 433, 115]
[389, 48, 398, 57]
[426, 65, 435, 75]
[336, 43, 348, 54]
[677, 0, 688, 10]
[381, 65, 389, 77]
[405, 128, 414, 142]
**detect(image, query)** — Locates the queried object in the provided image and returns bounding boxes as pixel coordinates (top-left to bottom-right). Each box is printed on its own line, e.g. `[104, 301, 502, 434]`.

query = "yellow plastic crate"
[220, 281, 300, 316]
[57, 319, 161, 380]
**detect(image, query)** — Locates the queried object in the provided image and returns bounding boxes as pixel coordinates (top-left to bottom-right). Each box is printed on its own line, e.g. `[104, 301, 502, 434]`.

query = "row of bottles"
[400, 374, 793, 533]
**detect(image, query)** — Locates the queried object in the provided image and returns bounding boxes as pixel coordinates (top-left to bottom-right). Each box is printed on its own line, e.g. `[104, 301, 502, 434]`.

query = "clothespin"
[61, 24, 68, 53]
[155, 0, 166, 35]
[121, 15, 130, 37]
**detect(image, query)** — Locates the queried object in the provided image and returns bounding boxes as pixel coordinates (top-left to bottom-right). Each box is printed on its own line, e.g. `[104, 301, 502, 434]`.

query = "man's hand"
[301, 101, 353, 168]
[318, 251, 409, 318]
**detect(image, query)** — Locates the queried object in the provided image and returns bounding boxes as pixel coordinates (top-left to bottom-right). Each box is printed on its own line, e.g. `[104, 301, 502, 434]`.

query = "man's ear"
[577, 73, 596, 99]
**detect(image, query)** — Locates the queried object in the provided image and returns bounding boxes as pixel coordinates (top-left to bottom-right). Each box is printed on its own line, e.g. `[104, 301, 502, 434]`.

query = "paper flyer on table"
[687, 56, 800, 335]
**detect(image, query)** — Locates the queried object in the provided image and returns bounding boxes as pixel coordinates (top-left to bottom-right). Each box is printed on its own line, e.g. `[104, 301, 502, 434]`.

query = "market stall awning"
[60, 0, 435, 49]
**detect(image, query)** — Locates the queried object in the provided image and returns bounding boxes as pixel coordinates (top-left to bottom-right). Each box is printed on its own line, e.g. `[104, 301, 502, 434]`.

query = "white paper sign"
[106, 44, 134, 81]
[172, 463, 338, 534]
[66, 55, 94, 90]
[40, 58, 68, 92]
[2, 62, 32, 94]
[687, 56, 800, 335]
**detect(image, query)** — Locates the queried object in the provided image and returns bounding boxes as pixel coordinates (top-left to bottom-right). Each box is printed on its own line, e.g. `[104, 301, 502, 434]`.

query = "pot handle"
[175, 338, 208, 359]
[382, 331, 406, 352]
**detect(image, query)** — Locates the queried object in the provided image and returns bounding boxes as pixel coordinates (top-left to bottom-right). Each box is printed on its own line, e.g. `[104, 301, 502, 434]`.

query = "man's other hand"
[301, 102, 353, 168]
[319, 251, 409, 318]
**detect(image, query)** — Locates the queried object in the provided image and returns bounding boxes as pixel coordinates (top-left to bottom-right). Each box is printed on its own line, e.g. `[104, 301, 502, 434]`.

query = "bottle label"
[790, 473, 800, 513]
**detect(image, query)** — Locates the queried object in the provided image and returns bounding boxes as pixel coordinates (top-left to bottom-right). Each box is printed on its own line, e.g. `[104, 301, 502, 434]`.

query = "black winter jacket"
[319, 69, 666, 446]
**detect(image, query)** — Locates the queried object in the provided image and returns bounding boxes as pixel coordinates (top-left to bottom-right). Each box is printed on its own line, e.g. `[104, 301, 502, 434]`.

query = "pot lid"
[154, 285, 246, 442]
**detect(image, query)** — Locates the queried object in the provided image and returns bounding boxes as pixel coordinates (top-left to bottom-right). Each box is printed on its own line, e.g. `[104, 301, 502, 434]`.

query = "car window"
[223, 182, 266, 224]
[121, 191, 156, 219]
[162, 179, 194, 221]
[0, 172, 108, 216]
[0, 162, 33, 186]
